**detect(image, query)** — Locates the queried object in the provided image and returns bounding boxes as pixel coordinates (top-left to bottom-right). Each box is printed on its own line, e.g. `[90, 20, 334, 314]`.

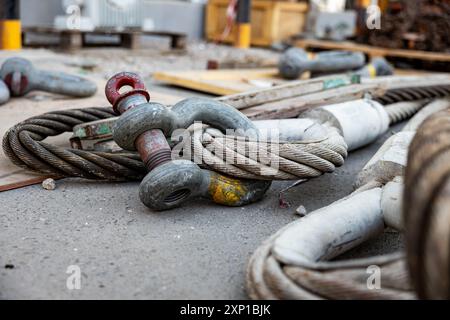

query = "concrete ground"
[0, 42, 403, 299]
[0, 125, 403, 300]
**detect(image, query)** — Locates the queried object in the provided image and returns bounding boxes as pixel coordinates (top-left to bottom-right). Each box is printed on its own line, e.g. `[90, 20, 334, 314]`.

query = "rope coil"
[190, 124, 347, 180]
[246, 224, 414, 300]
[404, 109, 450, 299]
[384, 100, 427, 125]
[374, 85, 450, 105]
[2, 107, 146, 181]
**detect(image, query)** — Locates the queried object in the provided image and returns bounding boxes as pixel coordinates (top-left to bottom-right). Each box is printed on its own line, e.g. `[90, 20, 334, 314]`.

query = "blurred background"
[0, 0, 449, 300]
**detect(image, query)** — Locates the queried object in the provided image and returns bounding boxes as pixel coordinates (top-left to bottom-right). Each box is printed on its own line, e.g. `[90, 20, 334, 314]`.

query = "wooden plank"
[218, 74, 360, 109]
[229, 71, 448, 111]
[242, 83, 385, 119]
[294, 38, 450, 62]
[153, 68, 287, 95]
[0, 175, 59, 192]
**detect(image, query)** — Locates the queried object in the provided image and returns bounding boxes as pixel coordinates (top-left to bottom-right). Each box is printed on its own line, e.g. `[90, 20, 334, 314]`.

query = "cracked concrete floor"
[0, 122, 403, 299]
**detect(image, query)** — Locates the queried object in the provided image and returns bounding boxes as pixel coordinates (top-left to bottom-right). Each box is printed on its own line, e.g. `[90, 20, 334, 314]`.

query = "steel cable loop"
[2, 107, 147, 181]
[381, 85, 450, 125]
[189, 123, 348, 180]
[403, 109, 450, 299]
[374, 85, 450, 106]
[246, 228, 415, 300]
[384, 100, 429, 125]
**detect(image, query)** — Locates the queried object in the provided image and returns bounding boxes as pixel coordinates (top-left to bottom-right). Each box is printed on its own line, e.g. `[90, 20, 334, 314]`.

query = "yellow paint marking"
[367, 64, 377, 78]
[208, 173, 248, 206]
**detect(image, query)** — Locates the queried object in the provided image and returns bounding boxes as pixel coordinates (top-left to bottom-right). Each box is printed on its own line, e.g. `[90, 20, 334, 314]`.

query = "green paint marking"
[350, 74, 361, 84]
[323, 78, 347, 89]
[97, 124, 113, 136]
[74, 128, 87, 138]
[323, 74, 361, 90]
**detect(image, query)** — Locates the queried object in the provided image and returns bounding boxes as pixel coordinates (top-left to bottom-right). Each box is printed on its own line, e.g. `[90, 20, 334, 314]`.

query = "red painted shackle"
[105, 72, 150, 114]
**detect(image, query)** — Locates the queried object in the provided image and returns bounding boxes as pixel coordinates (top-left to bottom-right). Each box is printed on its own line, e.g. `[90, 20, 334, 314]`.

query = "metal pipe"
[354, 57, 394, 78]
[278, 47, 366, 79]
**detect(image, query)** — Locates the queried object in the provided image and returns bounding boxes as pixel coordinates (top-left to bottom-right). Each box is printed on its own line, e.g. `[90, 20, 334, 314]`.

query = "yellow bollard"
[0, 0, 22, 50]
[234, 0, 251, 49]
[0, 19, 22, 50]
[235, 23, 251, 49]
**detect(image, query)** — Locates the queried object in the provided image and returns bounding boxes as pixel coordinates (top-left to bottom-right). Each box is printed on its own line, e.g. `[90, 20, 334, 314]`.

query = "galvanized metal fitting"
[0, 79, 10, 105]
[278, 47, 366, 79]
[105, 72, 270, 210]
[0, 57, 97, 97]
[140, 160, 270, 211]
[355, 57, 394, 78]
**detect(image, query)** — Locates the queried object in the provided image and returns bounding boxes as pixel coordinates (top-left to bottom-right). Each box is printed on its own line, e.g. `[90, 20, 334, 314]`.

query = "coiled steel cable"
[246, 229, 414, 300]
[381, 85, 450, 124]
[2, 107, 146, 181]
[374, 85, 450, 105]
[384, 100, 427, 125]
[403, 109, 450, 299]
[191, 124, 348, 180]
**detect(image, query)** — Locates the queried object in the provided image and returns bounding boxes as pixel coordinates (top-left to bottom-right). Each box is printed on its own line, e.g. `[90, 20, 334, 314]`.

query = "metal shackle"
[278, 47, 366, 79]
[354, 57, 394, 78]
[0, 57, 97, 97]
[0, 79, 10, 105]
[105, 72, 270, 211]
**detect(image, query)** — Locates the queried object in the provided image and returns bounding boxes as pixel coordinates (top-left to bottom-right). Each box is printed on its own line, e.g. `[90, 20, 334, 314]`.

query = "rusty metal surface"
[135, 130, 172, 171]
[365, 0, 450, 53]
[105, 72, 172, 173]
[105, 71, 149, 114]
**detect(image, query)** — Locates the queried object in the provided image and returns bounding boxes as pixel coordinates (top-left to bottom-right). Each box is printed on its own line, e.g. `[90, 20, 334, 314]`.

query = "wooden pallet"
[206, 0, 308, 47]
[153, 68, 313, 95]
[154, 68, 282, 95]
[294, 38, 450, 62]
[22, 27, 187, 50]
